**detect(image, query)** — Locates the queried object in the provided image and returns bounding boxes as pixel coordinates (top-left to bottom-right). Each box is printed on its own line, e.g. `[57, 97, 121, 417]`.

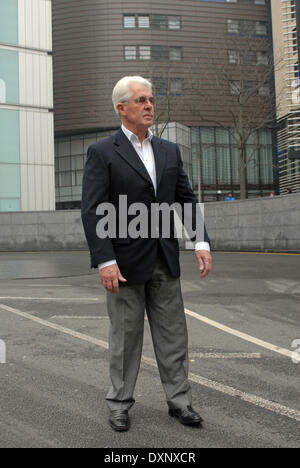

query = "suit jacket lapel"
[151, 136, 167, 190]
[113, 129, 153, 186]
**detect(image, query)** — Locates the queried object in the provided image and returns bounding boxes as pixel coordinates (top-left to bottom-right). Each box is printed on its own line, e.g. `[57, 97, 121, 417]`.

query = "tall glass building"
[0, 0, 55, 212]
[53, 0, 275, 206]
[271, 0, 300, 194]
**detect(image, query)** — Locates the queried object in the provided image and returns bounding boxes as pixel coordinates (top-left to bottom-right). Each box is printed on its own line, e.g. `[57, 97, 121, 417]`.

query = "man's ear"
[117, 102, 126, 116]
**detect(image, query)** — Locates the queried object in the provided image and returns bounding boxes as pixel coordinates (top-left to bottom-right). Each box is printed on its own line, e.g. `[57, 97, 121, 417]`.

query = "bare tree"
[187, 34, 284, 199]
[146, 64, 184, 137]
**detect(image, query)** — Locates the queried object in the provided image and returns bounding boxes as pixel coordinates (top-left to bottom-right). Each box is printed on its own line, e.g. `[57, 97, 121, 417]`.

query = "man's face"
[118, 84, 154, 131]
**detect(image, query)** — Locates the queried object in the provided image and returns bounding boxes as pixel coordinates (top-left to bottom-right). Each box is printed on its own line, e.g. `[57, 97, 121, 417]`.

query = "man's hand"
[99, 264, 127, 294]
[195, 250, 212, 279]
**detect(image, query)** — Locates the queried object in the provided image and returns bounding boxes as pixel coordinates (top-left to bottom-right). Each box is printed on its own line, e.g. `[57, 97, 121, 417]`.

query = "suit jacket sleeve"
[81, 144, 116, 268]
[174, 145, 210, 246]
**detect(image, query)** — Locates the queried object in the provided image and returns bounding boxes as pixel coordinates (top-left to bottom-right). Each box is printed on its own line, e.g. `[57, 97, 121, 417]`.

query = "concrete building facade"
[0, 0, 55, 212]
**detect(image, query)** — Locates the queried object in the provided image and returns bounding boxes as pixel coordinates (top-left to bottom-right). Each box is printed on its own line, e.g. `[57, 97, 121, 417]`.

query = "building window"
[227, 19, 267, 36]
[0, 0, 19, 46]
[230, 80, 270, 96]
[241, 21, 255, 35]
[258, 84, 270, 96]
[243, 51, 257, 65]
[138, 15, 150, 29]
[152, 45, 167, 61]
[0, 79, 6, 103]
[227, 19, 239, 34]
[124, 15, 136, 28]
[152, 78, 184, 96]
[168, 16, 181, 30]
[228, 50, 240, 64]
[125, 45, 182, 62]
[257, 51, 268, 66]
[0, 49, 19, 104]
[152, 46, 182, 61]
[139, 46, 151, 60]
[229, 81, 241, 95]
[228, 49, 268, 65]
[170, 78, 184, 95]
[225, 0, 265, 3]
[255, 21, 267, 36]
[123, 14, 181, 30]
[124, 46, 137, 60]
[169, 47, 182, 61]
[151, 14, 168, 30]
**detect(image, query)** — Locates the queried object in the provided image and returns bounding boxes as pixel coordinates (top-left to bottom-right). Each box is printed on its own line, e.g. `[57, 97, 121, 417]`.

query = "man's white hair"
[112, 76, 153, 115]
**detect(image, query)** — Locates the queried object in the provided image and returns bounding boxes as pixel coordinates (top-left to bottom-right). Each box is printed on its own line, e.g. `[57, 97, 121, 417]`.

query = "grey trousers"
[106, 252, 192, 411]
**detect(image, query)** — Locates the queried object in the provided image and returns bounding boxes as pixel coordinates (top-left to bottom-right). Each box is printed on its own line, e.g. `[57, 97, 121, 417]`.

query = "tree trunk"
[239, 147, 247, 199]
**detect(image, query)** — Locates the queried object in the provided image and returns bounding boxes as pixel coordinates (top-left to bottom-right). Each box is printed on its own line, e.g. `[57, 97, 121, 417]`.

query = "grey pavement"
[0, 250, 299, 448]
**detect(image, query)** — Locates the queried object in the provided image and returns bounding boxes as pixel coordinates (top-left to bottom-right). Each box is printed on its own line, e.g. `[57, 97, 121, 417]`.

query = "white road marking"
[27, 284, 72, 287]
[185, 308, 294, 359]
[187, 373, 300, 423]
[1, 303, 300, 423]
[0, 304, 109, 350]
[51, 316, 109, 320]
[265, 280, 300, 295]
[189, 352, 261, 359]
[0, 296, 105, 303]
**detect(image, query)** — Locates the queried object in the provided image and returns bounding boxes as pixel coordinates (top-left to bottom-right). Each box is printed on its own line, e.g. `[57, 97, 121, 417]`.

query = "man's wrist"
[195, 242, 210, 252]
[98, 259, 117, 270]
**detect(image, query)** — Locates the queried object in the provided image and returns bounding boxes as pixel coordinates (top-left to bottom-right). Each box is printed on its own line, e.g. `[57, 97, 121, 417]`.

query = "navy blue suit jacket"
[81, 128, 210, 285]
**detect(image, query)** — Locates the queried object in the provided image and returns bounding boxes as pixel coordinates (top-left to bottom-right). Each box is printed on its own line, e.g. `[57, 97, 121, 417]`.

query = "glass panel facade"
[217, 147, 231, 183]
[0, 109, 20, 164]
[202, 147, 216, 184]
[55, 125, 274, 207]
[0, 109, 21, 211]
[0, 49, 19, 104]
[55, 130, 116, 209]
[0, 79, 6, 103]
[192, 126, 274, 201]
[0, 0, 18, 46]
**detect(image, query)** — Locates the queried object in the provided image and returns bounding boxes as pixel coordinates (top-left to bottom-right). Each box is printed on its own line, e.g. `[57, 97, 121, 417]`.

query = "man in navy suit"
[81, 76, 212, 432]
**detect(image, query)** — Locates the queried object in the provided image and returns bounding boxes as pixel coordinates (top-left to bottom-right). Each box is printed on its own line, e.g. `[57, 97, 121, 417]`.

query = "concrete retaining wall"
[204, 194, 300, 252]
[0, 194, 299, 252]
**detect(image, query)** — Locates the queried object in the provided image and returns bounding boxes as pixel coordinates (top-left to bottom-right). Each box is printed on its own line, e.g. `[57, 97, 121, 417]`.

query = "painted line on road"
[189, 352, 261, 359]
[28, 284, 73, 287]
[1, 298, 293, 358]
[185, 308, 294, 359]
[1, 303, 299, 423]
[0, 296, 104, 303]
[50, 316, 109, 320]
[0, 303, 109, 350]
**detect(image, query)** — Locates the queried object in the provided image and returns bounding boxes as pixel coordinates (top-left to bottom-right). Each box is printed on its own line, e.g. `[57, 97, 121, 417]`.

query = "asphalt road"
[0, 250, 299, 448]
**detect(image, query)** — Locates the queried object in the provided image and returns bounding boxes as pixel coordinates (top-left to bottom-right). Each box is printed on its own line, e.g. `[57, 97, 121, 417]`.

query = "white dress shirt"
[98, 125, 210, 270]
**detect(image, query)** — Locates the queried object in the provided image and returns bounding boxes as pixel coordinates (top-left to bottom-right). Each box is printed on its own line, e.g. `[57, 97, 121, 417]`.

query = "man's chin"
[144, 119, 154, 127]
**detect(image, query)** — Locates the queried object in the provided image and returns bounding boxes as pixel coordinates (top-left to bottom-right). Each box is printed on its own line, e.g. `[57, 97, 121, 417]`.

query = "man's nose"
[144, 99, 153, 108]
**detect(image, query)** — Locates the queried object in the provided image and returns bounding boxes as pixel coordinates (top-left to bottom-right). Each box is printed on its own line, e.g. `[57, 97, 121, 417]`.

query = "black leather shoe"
[169, 406, 203, 426]
[109, 410, 130, 432]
